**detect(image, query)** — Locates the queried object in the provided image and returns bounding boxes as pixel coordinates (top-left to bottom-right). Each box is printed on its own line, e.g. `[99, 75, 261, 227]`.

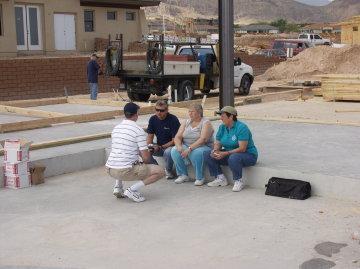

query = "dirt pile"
[256, 45, 360, 81]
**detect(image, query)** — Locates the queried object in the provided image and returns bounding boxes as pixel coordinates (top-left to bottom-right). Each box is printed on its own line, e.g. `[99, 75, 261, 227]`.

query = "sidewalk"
[0, 167, 360, 269]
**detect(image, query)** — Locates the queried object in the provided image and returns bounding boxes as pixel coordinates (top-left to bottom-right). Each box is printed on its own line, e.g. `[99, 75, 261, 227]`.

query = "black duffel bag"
[265, 177, 311, 200]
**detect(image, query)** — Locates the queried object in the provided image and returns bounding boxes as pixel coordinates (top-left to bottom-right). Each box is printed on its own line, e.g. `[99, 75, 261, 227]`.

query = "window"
[126, 12, 135, 21]
[107, 11, 116, 20]
[0, 4, 3, 36]
[353, 26, 358, 32]
[84, 10, 94, 32]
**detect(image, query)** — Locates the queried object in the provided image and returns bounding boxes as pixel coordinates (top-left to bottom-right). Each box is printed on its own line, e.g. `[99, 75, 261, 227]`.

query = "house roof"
[236, 24, 279, 31]
[80, 0, 161, 8]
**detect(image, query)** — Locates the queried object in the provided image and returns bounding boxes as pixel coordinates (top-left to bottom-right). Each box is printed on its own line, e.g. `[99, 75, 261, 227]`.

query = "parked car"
[253, 49, 287, 60]
[271, 39, 315, 57]
[298, 33, 331, 46]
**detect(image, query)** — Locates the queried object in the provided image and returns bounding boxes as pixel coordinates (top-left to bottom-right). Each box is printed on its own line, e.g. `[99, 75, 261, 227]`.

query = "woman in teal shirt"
[204, 106, 258, 192]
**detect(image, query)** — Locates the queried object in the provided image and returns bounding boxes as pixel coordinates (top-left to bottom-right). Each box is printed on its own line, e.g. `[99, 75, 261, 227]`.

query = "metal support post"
[218, 0, 234, 108]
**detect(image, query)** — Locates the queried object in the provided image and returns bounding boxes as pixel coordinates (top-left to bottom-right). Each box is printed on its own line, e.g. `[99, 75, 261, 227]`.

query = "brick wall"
[235, 53, 285, 77]
[0, 56, 120, 101]
[0, 54, 284, 101]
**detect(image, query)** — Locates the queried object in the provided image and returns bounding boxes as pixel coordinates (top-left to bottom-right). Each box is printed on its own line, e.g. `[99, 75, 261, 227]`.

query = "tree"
[270, 19, 288, 32]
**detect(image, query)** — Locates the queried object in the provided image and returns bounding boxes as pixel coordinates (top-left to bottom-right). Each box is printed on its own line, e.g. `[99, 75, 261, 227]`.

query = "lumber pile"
[315, 74, 360, 101]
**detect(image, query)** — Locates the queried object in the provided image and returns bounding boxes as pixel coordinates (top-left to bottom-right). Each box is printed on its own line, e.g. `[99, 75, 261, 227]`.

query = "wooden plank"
[67, 98, 157, 108]
[67, 98, 128, 107]
[0, 132, 112, 156]
[234, 89, 303, 102]
[0, 98, 68, 108]
[0, 106, 155, 133]
[0, 105, 70, 118]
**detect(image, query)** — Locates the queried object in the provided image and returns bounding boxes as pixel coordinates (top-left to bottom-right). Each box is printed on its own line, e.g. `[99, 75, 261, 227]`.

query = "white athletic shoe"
[113, 186, 125, 198]
[207, 174, 228, 187]
[194, 178, 205, 186]
[165, 169, 175, 179]
[174, 175, 190, 184]
[232, 181, 244, 192]
[124, 188, 146, 202]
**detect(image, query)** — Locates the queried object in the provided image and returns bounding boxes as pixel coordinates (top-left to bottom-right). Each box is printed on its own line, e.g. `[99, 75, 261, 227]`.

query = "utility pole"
[218, 0, 234, 108]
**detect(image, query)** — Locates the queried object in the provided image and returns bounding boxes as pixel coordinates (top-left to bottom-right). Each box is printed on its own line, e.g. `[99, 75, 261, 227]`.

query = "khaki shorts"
[106, 163, 151, 181]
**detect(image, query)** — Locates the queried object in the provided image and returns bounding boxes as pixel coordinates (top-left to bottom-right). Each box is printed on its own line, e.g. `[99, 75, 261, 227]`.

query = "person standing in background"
[87, 53, 101, 100]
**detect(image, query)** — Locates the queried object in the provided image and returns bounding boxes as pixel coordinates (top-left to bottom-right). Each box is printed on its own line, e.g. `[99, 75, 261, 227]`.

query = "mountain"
[145, 0, 360, 24]
[293, 0, 332, 6]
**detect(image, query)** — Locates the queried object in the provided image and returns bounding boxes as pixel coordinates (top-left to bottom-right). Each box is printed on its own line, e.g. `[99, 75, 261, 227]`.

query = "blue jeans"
[89, 83, 98, 100]
[171, 144, 211, 180]
[203, 150, 257, 181]
[150, 146, 174, 173]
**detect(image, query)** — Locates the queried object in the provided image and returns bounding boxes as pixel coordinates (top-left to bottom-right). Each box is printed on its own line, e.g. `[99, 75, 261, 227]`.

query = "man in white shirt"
[106, 102, 165, 202]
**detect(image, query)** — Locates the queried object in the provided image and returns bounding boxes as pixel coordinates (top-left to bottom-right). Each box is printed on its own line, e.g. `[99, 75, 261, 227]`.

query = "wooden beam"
[0, 105, 70, 118]
[0, 106, 154, 133]
[0, 98, 68, 108]
[67, 98, 156, 108]
[67, 98, 128, 107]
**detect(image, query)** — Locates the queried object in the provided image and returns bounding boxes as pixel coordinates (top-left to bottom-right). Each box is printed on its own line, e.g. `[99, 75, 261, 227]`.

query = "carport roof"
[80, 0, 161, 8]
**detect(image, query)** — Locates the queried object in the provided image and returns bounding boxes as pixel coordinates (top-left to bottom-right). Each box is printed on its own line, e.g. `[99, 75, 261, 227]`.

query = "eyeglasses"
[155, 108, 166, 112]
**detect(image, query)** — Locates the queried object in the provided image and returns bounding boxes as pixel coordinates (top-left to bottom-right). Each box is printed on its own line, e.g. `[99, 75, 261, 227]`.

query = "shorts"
[106, 163, 151, 181]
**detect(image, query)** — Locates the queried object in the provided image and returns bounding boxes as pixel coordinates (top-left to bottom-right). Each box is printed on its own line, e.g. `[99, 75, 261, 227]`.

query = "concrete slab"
[0, 112, 41, 123]
[0, 167, 360, 269]
[236, 99, 360, 124]
[30, 104, 122, 115]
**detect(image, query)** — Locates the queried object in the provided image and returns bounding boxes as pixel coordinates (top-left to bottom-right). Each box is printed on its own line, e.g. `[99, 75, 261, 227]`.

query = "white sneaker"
[174, 175, 190, 184]
[232, 181, 244, 192]
[124, 188, 146, 202]
[165, 169, 175, 179]
[194, 178, 205, 186]
[207, 174, 228, 187]
[113, 186, 125, 198]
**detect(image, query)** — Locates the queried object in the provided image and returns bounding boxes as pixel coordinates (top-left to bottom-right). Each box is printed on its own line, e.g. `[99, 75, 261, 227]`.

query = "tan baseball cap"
[215, 106, 238, 116]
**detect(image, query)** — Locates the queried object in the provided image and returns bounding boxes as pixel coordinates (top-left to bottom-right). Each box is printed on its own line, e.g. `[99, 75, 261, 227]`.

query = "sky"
[293, 0, 333, 6]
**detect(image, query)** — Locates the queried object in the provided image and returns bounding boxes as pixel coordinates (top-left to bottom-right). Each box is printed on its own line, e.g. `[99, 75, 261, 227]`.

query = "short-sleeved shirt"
[147, 113, 180, 146]
[87, 59, 100, 83]
[216, 120, 258, 157]
[106, 120, 148, 169]
[183, 117, 214, 148]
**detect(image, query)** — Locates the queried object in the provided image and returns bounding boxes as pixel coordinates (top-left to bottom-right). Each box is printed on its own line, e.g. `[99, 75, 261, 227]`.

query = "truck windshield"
[178, 48, 214, 57]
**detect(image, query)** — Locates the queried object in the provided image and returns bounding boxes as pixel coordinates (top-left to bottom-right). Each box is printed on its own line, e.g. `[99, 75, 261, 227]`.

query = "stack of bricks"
[0, 56, 120, 101]
[94, 38, 109, 51]
[2, 140, 32, 189]
[235, 52, 285, 76]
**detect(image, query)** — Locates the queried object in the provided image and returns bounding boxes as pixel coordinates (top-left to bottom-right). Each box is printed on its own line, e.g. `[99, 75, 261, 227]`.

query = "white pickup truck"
[298, 33, 331, 46]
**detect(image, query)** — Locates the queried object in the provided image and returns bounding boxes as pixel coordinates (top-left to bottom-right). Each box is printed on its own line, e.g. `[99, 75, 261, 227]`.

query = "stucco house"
[0, 0, 160, 57]
[235, 24, 280, 34]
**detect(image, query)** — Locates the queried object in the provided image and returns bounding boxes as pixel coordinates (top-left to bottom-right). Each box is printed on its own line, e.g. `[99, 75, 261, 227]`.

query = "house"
[301, 23, 341, 34]
[0, 0, 160, 57]
[333, 16, 360, 45]
[235, 24, 279, 34]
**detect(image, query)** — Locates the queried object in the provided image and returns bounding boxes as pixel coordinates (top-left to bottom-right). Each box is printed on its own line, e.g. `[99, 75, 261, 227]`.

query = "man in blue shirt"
[204, 106, 258, 192]
[87, 53, 101, 100]
[147, 100, 180, 179]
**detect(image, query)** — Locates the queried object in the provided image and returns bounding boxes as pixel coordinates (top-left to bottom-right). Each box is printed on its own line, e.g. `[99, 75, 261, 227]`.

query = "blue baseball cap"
[124, 102, 140, 116]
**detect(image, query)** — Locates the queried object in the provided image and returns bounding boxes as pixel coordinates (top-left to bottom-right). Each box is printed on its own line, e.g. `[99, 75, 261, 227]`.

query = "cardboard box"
[30, 163, 46, 185]
[5, 174, 31, 189]
[1, 140, 33, 163]
[4, 161, 30, 175]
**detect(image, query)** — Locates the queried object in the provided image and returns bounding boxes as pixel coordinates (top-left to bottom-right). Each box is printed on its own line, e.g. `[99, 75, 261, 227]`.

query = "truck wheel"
[127, 89, 150, 102]
[200, 88, 211, 94]
[172, 80, 194, 102]
[238, 75, 251, 96]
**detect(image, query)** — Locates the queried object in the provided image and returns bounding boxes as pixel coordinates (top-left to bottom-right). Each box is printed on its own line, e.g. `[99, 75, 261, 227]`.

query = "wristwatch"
[188, 146, 192, 151]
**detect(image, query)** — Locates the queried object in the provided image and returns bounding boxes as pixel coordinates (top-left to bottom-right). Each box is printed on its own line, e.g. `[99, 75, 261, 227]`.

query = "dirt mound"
[256, 45, 360, 81]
